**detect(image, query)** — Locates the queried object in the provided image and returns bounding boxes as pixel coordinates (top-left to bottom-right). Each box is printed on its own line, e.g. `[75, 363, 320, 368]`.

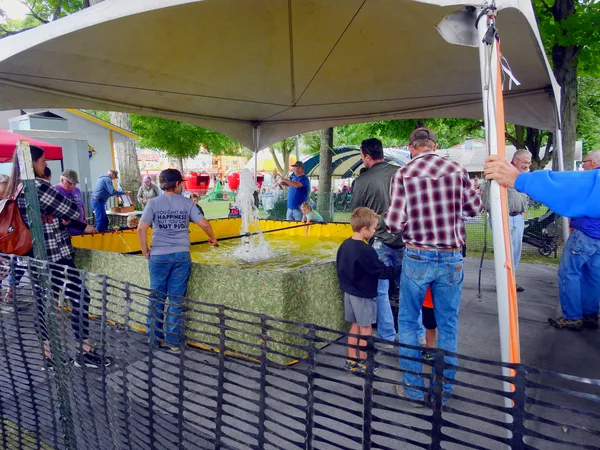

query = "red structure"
[184, 171, 211, 195]
[227, 172, 240, 191]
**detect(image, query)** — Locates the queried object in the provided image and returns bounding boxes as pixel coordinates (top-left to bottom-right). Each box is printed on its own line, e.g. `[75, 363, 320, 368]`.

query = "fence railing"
[0, 254, 596, 449]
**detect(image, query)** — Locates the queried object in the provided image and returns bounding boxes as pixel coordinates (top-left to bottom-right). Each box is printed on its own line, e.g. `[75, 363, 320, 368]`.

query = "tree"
[317, 129, 334, 222]
[108, 112, 141, 194]
[268, 138, 295, 174]
[533, 0, 600, 169]
[577, 76, 600, 152]
[130, 115, 241, 172]
[505, 125, 553, 171]
[0, 0, 83, 36]
[335, 118, 483, 149]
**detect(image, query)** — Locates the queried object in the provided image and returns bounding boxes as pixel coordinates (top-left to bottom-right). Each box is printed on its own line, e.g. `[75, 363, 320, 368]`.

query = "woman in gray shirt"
[138, 169, 217, 352]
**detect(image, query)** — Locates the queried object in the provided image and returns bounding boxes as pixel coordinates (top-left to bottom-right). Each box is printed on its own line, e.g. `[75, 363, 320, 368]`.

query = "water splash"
[233, 169, 272, 262]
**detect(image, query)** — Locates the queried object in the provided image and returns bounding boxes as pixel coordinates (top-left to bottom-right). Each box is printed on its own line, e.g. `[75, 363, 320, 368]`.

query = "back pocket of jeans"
[445, 261, 464, 285]
[404, 257, 427, 281]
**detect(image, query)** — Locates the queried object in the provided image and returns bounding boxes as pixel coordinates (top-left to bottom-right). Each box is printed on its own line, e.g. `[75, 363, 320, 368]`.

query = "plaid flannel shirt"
[385, 152, 482, 249]
[18, 179, 81, 262]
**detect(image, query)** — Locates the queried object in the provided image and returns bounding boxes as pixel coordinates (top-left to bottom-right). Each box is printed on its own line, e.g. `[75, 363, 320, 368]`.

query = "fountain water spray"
[233, 169, 272, 262]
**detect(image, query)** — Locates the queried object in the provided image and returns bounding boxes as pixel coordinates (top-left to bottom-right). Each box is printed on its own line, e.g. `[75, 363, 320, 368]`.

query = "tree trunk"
[551, 0, 578, 171]
[168, 157, 184, 173]
[109, 112, 142, 195]
[317, 128, 334, 222]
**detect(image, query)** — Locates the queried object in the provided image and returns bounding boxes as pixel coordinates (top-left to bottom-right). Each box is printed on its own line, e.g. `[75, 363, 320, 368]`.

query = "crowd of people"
[0, 129, 598, 388]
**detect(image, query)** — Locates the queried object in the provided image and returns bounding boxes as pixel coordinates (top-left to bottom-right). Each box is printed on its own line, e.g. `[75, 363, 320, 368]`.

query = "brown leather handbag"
[0, 186, 33, 256]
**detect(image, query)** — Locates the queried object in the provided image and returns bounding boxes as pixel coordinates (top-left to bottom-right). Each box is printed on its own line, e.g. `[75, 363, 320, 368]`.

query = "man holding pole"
[385, 128, 482, 404]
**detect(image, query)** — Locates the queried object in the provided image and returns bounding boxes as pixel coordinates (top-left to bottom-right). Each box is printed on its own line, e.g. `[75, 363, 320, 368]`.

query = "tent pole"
[16, 141, 47, 260]
[552, 106, 570, 244]
[252, 123, 260, 183]
[477, 12, 519, 415]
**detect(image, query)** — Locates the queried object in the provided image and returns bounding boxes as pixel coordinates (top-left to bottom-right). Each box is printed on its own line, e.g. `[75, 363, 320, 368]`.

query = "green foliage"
[0, 0, 84, 36]
[130, 114, 241, 159]
[82, 109, 109, 122]
[577, 76, 600, 151]
[533, 0, 600, 76]
[334, 119, 483, 149]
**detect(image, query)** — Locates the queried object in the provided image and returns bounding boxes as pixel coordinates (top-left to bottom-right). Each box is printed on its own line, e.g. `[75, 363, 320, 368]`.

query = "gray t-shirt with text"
[140, 194, 203, 255]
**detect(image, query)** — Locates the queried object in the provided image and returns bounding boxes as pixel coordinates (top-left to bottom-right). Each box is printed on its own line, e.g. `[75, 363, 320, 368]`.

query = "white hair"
[512, 149, 532, 162]
[586, 150, 600, 165]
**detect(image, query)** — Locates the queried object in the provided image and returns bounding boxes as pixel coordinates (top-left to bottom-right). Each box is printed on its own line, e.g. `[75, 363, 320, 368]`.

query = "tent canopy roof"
[0, 0, 559, 149]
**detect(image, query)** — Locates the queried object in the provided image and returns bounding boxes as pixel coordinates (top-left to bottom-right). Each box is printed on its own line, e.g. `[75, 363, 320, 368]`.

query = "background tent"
[302, 147, 408, 178]
[0, 129, 63, 163]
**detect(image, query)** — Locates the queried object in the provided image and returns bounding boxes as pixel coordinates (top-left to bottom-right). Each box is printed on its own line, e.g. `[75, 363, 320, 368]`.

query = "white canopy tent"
[0, 0, 563, 413]
[0, 0, 560, 150]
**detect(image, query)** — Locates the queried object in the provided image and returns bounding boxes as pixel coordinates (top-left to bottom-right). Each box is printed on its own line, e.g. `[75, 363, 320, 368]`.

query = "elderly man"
[91, 169, 125, 232]
[486, 149, 531, 292]
[54, 169, 86, 235]
[350, 138, 406, 346]
[484, 155, 600, 218]
[278, 161, 310, 221]
[137, 176, 160, 208]
[385, 128, 482, 404]
[548, 151, 600, 331]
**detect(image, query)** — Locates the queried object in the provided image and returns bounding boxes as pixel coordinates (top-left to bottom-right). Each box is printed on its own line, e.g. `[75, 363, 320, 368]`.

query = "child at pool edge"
[300, 201, 323, 236]
[113, 214, 139, 231]
[138, 169, 218, 353]
[336, 207, 401, 373]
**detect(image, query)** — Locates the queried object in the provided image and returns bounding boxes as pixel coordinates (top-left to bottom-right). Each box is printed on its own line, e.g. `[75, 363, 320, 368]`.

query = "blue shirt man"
[279, 161, 310, 221]
[91, 169, 125, 232]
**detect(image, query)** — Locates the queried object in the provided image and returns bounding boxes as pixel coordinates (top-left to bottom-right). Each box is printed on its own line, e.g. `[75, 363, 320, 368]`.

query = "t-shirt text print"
[140, 194, 204, 255]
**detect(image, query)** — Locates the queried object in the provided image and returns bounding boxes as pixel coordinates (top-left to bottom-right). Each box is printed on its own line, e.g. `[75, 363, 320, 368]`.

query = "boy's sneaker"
[583, 314, 599, 330]
[548, 317, 583, 331]
[41, 359, 54, 372]
[421, 350, 434, 361]
[168, 346, 181, 354]
[74, 352, 113, 369]
[344, 359, 357, 372]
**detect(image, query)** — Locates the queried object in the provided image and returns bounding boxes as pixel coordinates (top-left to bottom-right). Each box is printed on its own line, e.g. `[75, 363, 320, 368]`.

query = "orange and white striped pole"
[477, 9, 521, 406]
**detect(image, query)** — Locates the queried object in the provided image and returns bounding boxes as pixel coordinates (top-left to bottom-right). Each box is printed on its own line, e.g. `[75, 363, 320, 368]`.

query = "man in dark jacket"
[350, 138, 406, 346]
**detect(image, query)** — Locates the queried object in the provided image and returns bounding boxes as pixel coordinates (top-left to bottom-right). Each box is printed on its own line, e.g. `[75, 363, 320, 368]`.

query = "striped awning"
[302, 147, 408, 178]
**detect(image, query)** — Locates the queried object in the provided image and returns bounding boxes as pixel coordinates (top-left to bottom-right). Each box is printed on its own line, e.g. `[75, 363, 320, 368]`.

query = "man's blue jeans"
[509, 215, 525, 269]
[286, 208, 303, 221]
[373, 241, 404, 342]
[558, 229, 600, 320]
[91, 198, 108, 232]
[148, 252, 192, 346]
[399, 248, 464, 400]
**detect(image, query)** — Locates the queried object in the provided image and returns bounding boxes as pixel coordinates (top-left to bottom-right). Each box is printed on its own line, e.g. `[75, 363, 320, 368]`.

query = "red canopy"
[0, 129, 63, 163]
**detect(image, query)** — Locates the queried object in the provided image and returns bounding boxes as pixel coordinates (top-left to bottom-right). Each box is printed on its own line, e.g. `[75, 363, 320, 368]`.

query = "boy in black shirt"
[337, 207, 401, 373]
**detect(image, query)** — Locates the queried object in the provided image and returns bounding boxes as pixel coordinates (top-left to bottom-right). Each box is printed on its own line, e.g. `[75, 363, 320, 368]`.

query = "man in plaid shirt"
[385, 127, 482, 404]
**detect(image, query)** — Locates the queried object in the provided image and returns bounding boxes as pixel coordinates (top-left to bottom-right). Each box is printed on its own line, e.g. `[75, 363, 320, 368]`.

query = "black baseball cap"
[159, 168, 185, 184]
[291, 161, 304, 169]
[409, 127, 436, 144]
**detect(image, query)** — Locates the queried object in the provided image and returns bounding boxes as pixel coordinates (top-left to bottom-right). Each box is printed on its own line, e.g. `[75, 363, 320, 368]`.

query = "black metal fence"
[0, 254, 597, 449]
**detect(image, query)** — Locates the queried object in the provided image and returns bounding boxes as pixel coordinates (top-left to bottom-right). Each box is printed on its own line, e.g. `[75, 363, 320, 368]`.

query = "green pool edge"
[75, 249, 346, 365]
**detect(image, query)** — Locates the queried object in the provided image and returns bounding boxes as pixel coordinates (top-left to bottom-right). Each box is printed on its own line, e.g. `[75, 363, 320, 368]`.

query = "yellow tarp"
[72, 219, 352, 254]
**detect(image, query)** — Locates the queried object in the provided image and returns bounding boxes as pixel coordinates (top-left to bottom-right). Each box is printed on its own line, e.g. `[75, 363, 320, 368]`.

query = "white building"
[0, 109, 138, 189]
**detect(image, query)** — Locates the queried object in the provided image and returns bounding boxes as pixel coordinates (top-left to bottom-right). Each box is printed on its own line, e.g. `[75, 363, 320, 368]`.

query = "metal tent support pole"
[16, 141, 47, 260]
[552, 107, 570, 244]
[477, 13, 518, 415]
[253, 123, 260, 183]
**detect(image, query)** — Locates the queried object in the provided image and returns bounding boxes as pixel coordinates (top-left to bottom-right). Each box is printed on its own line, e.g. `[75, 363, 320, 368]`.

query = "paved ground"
[0, 258, 598, 449]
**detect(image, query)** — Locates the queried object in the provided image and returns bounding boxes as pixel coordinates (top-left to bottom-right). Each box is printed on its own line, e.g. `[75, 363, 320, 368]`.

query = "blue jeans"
[91, 198, 108, 232]
[373, 241, 405, 341]
[286, 208, 303, 221]
[490, 214, 525, 269]
[558, 229, 600, 320]
[509, 215, 525, 269]
[148, 252, 192, 346]
[399, 248, 464, 400]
